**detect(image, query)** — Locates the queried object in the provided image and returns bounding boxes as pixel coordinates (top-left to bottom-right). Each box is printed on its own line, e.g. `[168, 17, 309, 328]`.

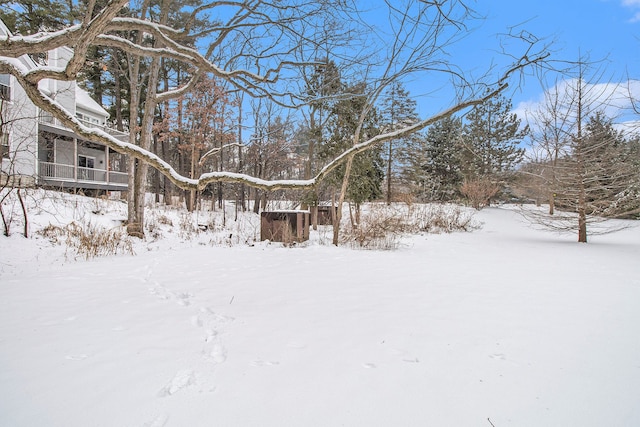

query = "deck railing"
[39, 161, 128, 187]
[39, 162, 74, 180]
[38, 112, 129, 141]
[109, 170, 129, 185]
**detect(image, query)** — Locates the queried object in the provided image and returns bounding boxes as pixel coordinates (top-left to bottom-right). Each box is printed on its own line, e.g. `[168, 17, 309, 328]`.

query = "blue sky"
[399, 0, 640, 122]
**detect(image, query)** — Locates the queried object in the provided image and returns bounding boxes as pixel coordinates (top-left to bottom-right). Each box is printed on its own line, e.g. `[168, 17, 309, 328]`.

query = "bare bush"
[0, 188, 26, 236]
[178, 212, 198, 240]
[156, 215, 173, 226]
[411, 204, 478, 233]
[461, 178, 500, 210]
[142, 203, 261, 246]
[340, 203, 477, 250]
[340, 209, 406, 250]
[38, 221, 134, 259]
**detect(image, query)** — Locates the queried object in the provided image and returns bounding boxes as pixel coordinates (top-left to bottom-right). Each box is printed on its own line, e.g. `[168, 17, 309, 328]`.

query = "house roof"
[75, 86, 109, 118]
[0, 18, 10, 37]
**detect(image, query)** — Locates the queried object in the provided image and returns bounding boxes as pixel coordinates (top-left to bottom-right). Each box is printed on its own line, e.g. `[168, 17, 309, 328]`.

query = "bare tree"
[0, 0, 548, 241]
[522, 59, 638, 242]
[246, 99, 298, 213]
[523, 74, 576, 214]
[162, 75, 237, 211]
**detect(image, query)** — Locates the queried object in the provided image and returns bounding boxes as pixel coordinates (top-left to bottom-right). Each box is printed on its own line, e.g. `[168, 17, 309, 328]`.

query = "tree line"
[3, 0, 636, 243]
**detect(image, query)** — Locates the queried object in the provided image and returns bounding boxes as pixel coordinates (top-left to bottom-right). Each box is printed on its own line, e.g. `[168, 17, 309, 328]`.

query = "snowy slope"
[1, 200, 639, 427]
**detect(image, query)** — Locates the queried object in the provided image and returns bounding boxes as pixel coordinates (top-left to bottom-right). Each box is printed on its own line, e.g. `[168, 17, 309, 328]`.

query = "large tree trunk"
[332, 155, 354, 245]
[126, 0, 165, 236]
[126, 0, 149, 236]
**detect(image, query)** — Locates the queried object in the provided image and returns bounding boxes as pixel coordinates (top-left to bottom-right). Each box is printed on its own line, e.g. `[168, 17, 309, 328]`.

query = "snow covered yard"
[1, 196, 639, 426]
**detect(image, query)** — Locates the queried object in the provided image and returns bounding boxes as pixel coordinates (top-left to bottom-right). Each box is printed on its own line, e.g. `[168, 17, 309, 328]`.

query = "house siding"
[1, 73, 38, 183]
[41, 48, 76, 116]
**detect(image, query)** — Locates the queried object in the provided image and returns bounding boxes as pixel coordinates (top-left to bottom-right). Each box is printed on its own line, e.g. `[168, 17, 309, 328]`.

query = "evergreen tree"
[580, 112, 627, 207]
[617, 135, 640, 218]
[460, 93, 527, 201]
[418, 116, 464, 201]
[555, 111, 634, 222]
[319, 82, 384, 218]
[0, 0, 73, 34]
[380, 81, 419, 203]
[300, 59, 341, 208]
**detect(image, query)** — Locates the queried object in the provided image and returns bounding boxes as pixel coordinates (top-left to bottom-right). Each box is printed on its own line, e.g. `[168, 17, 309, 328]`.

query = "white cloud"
[514, 79, 640, 136]
[622, 0, 640, 23]
[622, 0, 640, 22]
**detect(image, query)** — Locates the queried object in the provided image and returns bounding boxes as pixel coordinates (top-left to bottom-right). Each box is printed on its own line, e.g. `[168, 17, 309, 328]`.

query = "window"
[78, 155, 95, 168]
[78, 155, 96, 180]
[1, 132, 9, 159]
[77, 113, 101, 126]
[0, 74, 10, 101]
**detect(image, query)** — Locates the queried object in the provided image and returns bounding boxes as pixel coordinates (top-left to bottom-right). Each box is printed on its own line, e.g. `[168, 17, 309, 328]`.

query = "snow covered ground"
[1, 193, 639, 426]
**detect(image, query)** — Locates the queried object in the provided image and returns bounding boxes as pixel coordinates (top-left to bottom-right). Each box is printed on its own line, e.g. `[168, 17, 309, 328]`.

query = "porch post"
[105, 145, 110, 184]
[73, 137, 78, 180]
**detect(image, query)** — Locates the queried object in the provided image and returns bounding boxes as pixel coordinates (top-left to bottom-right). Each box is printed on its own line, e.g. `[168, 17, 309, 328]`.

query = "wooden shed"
[315, 205, 338, 226]
[260, 210, 310, 243]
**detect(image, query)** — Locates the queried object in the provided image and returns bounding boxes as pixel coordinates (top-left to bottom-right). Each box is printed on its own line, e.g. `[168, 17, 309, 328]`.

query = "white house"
[0, 20, 129, 193]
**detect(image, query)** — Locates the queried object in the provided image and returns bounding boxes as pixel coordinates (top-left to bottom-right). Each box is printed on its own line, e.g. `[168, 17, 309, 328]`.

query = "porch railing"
[39, 161, 128, 187]
[109, 170, 129, 185]
[38, 111, 129, 141]
[40, 162, 74, 180]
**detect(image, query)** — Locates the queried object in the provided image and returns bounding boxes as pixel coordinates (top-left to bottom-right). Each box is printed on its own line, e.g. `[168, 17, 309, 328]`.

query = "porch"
[37, 113, 129, 192]
[38, 161, 128, 191]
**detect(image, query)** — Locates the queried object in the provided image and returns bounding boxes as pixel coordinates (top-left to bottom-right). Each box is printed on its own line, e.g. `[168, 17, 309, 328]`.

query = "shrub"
[38, 221, 134, 259]
[340, 209, 405, 250]
[460, 178, 499, 210]
[412, 204, 477, 233]
[340, 203, 477, 250]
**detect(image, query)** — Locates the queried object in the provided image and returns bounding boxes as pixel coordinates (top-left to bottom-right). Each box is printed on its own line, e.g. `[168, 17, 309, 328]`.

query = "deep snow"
[1, 195, 639, 427]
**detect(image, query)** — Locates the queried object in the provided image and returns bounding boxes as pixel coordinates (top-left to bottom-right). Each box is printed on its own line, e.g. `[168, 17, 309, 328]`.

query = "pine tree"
[300, 59, 341, 211]
[319, 82, 384, 222]
[419, 116, 464, 201]
[554, 110, 635, 238]
[619, 136, 640, 218]
[0, 0, 73, 34]
[380, 81, 419, 203]
[460, 93, 527, 202]
[401, 116, 464, 202]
